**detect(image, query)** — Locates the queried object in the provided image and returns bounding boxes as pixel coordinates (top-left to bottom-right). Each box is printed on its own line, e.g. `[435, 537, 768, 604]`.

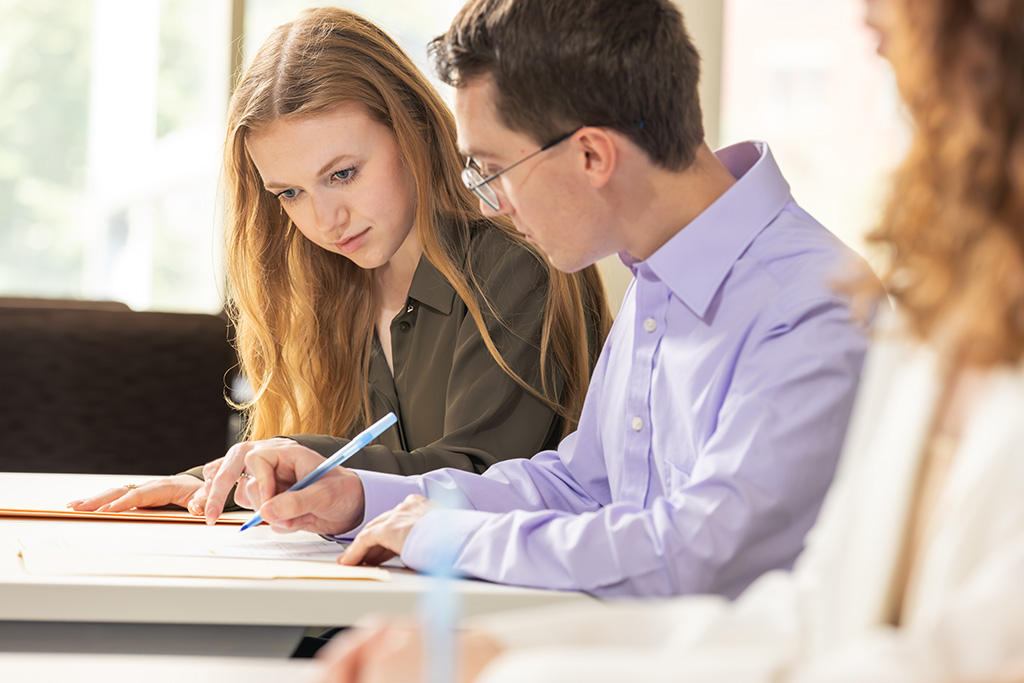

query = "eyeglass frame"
[461, 124, 603, 211]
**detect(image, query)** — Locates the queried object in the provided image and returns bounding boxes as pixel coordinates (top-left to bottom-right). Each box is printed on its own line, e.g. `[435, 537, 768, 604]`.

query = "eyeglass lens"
[461, 166, 501, 211]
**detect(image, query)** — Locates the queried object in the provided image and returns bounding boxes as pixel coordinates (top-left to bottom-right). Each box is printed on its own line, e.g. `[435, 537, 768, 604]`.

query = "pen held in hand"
[239, 412, 398, 532]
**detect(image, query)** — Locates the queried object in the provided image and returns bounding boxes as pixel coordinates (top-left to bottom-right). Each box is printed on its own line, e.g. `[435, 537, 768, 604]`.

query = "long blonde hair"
[223, 7, 610, 441]
[865, 0, 1024, 367]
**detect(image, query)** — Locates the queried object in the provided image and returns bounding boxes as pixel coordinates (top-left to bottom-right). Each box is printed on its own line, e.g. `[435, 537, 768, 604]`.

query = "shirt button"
[643, 318, 657, 332]
[398, 321, 411, 333]
[631, 416, 643, 431]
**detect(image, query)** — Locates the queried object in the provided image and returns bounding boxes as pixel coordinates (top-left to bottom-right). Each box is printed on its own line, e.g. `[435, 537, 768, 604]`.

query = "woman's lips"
[336, 227, 370, 254]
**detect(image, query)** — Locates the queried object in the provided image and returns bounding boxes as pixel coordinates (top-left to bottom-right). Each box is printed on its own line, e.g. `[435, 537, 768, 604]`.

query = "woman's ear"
[574, 127, 617, 189]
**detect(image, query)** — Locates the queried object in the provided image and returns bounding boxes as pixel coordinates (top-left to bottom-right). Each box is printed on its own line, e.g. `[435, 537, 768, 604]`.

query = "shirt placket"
[389, 300, 417, 371]
[385, 300, 417, 446]
[620, 266, 665, 505]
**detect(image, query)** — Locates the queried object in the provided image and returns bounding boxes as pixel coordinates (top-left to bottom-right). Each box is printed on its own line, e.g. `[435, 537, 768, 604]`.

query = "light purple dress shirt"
[352, 141, 873, 599]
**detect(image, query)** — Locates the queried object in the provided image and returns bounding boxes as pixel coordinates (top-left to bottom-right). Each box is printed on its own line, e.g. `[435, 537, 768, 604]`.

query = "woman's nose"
[311, 195, 349, 234]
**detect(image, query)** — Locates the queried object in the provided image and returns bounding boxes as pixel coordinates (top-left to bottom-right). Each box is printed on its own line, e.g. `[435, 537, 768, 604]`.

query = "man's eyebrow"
[458, 144, 496, 161]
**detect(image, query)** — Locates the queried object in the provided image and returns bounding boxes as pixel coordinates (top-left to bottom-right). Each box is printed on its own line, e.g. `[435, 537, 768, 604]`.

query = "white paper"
[18, 535, 348, 562]
[15, 534, 387, 581]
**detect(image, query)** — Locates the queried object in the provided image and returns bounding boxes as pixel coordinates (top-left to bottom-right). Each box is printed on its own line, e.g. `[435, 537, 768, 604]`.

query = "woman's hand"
[66, 474, 205, 514]
[203, 437, 368, 536]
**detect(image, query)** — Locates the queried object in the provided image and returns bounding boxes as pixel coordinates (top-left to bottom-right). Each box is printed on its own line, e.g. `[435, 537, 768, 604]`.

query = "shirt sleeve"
[353, 342, 620, 537]
[396, 295, 868, 597]
[287, 232, 566, 476]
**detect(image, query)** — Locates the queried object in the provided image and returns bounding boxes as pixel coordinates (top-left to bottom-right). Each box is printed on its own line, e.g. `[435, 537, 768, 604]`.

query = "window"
[244, 0, 467, 91]
[0, 0, 464, 313]
[2, 1, 906, 313]
[0, 0, 232, 312]
[720, 0, 909, 259]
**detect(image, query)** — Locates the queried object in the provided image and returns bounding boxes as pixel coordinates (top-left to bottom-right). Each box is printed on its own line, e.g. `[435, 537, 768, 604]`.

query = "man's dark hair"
[431, 0, 704, 170]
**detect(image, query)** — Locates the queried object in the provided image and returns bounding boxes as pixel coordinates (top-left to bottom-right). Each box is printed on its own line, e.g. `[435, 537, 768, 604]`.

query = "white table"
[0, 472, 589, 657]
[0, 653, 320, 683]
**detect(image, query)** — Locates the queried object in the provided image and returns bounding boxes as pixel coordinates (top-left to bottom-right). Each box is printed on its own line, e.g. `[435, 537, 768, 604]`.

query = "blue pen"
[239, 412, 398, 532]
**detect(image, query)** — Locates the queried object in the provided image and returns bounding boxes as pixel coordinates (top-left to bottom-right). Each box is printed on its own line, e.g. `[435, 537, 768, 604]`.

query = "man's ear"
[574, 128, 617, 189]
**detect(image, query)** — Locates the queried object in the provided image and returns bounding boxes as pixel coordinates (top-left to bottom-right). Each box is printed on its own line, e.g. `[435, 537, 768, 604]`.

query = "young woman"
[321, 0, 1024, 679]
[69, 7, 609, 516]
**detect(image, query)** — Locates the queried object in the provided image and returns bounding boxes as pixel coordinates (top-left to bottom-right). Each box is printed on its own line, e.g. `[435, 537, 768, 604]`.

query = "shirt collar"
[408, 252, 456, 315]
[621, 141, 792, 319]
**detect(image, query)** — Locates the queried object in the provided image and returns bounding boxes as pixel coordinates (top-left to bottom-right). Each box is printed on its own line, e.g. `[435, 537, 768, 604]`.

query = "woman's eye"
[332, 167, 357, 182]
[275, 188, 298, 201]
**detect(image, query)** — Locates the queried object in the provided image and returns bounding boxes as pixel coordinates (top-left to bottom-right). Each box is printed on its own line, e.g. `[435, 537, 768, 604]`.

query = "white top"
[470, 324, 1024, 682]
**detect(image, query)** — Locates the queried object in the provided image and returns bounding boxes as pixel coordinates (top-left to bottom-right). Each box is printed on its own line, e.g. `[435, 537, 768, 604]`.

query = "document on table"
[0, 473, 248, 524]
[0, 506, 249, 524]
[16, 534, 388, 581]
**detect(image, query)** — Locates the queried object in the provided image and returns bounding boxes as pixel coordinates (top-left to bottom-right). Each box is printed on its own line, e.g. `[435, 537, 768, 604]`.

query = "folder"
[0, 472, 248, 524]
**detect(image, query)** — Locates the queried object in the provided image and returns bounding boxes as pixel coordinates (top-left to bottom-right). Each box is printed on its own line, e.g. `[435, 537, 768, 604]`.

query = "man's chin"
[522, 238, 597, 273]
[546, 251, 594, 274]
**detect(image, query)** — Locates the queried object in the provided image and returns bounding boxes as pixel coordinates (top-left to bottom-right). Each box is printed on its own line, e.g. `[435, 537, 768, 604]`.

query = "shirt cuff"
[400, 507, 491, 573]
[345, 469, 424, 538]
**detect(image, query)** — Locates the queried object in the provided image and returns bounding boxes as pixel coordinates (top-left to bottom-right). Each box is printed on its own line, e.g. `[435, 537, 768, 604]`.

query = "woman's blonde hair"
[223, 7, 610, 440]
[866, 0, 1024, 366]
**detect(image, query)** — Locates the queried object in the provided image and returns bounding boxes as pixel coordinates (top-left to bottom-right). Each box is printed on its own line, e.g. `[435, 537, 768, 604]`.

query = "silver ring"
[239, 473, 254, 480]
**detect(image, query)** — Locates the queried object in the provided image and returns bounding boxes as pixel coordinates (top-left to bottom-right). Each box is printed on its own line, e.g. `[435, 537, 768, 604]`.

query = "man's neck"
[617, 143, 737, 261]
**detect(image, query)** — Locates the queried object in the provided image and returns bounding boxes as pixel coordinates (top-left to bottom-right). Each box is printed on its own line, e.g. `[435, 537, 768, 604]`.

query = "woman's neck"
[374, 230, 422, 374]
[374, 230, 423, 311]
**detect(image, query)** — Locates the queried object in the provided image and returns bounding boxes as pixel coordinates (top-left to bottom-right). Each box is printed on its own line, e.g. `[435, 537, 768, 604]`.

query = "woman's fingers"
[67, 476, 204, 513]
[203, 444, 255, 524]
[67, 486, 131, 511]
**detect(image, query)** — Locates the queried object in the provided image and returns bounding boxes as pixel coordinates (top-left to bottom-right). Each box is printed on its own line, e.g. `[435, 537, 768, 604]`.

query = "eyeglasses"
[461, 124, 594, 211]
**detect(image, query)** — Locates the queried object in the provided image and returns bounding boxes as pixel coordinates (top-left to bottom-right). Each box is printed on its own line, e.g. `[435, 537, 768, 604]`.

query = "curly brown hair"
[869, 0, 1024, 366]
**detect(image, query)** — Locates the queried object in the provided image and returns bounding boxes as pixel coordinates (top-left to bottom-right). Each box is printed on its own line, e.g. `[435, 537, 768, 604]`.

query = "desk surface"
[0, 472, 587, 637]
[0, 653, 319, 682]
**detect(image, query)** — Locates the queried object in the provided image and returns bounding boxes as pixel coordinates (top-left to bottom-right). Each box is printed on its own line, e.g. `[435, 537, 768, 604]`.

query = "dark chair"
[0, 304, 238, 474]
[0, 297, 131, 312]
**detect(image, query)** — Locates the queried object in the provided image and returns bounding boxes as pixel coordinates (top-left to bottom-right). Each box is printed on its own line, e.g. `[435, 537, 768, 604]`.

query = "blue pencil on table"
[238, 412, 398, 532]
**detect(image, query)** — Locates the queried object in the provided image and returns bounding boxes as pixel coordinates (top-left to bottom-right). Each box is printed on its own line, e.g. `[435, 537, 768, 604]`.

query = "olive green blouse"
[288, 226, 565, 474]
[186, 224, 568, 487]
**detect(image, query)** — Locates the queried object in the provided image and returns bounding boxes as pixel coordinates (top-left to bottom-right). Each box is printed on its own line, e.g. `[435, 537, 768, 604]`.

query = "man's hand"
[204, 438, 367, 536]
[339, 494, 435, 566]
[317, 618, 503, 683]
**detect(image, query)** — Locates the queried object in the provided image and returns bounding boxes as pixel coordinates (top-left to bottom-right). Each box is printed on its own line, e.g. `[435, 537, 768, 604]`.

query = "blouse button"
[398, 321, 411, 333]
[643, 318, 657, 332]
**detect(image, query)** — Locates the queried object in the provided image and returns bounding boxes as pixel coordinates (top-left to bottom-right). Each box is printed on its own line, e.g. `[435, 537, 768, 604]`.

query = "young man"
[205, 0, 875, 600]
